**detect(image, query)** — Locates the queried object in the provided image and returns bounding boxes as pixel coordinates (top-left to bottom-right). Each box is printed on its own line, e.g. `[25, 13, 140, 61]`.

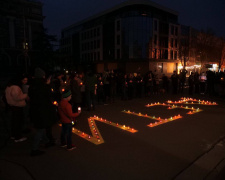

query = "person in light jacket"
[5, 77, 28, 142]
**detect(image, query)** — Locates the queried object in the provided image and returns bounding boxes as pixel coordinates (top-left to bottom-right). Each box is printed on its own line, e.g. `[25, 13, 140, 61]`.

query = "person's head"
[20, 73, 29, 85]
[62, 89, 72, 101]
[74, 73, 78, 80]
[21, 77, 28, 85]
[34, 68, 45, 79]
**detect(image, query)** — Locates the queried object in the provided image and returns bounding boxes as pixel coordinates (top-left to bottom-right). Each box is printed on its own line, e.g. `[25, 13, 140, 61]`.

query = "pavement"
[1, 92, 225, 180]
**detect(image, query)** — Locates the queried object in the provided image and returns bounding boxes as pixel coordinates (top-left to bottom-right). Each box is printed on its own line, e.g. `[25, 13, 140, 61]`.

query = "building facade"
[61, 0, 181, 75]
[0, 0, 44, 75]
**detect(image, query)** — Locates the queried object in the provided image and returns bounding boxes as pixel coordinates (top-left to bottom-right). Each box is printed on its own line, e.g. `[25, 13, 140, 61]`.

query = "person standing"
[29, 68, 57, 156]
[58, 89, 81, 150]
[171, 71, 179, 94]
[84, 70, 97, 111]
[70, 73, 82, 112]
[20, 74, 30, 133]
[5, 77, 28, 142]
[188, 72, 194, 95]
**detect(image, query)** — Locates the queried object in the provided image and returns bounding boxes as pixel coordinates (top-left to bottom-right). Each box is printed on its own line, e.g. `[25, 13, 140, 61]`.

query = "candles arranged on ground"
[124, 97, 215, 128]
[123, 110, 182, 127]
[69, 115, 137, 145]
[58, 97, 218, 145]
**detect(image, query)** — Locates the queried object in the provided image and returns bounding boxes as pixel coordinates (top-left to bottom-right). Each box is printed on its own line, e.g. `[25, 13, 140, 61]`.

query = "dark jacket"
[28, 78, 57, 129]
[70, 79, 82, 104]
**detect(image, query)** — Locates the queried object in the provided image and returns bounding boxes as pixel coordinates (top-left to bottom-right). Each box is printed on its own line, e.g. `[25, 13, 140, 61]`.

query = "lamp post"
[23, 10, 29, 73]
[23, 41, 29, 73]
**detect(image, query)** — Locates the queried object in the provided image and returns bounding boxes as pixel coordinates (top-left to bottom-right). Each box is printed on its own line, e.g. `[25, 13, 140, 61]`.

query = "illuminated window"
[170, 50, 173, 59]
[175, 39, 177, 48]
[171, 38, 173, 48]
[174, 51, 177, 60]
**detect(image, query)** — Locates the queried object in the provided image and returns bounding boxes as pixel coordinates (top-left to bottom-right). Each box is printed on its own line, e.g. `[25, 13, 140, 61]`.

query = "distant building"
[0, 0, 44, 75]
[60, 0, 181, 75]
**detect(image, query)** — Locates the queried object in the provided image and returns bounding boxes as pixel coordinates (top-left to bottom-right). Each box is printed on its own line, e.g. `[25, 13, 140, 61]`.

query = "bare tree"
[196, 29, 215, 67]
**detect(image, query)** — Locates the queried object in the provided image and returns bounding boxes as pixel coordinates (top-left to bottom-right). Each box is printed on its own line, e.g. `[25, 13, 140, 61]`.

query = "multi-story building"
[0, 0, 44, 75]
[61, 0, 181, 75]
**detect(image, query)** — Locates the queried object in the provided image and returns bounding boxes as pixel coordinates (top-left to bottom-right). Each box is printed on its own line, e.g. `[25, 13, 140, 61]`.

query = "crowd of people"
[1, 67, 225, 156]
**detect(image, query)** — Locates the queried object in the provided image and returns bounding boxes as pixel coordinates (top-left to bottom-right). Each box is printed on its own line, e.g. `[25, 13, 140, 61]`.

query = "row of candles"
[123, 110, 182, 124]
[59, 97, 217, 144]
[124, 97, 217, 127]
[70, 115, 138, 145]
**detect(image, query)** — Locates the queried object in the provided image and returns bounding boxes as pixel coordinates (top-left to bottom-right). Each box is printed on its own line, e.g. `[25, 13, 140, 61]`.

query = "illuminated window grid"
[62, 116, 137, 145]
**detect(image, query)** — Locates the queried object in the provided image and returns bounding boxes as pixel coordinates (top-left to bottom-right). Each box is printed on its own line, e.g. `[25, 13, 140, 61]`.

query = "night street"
[1, 0, 225, 179]
[1, 94, 225, 180]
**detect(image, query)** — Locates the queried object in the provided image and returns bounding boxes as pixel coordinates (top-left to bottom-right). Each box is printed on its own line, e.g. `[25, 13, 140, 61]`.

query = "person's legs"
[90, 91, 96, 110]
[32, 129, 46, 150]
[66, 123, 72, 148]
[30, 128, 46, 156]
[45, 126, 55, 147]
[60, 123, 67, 146]
[86, 91, 91, 110]
[11, 106, 24, 141]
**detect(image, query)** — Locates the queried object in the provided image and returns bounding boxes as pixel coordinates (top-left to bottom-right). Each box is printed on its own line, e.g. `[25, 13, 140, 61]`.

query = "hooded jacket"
[5, 85, 27, 107]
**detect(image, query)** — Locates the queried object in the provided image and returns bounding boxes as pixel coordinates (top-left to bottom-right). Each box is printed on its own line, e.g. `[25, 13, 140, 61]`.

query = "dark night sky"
[39, 0, 225, 40]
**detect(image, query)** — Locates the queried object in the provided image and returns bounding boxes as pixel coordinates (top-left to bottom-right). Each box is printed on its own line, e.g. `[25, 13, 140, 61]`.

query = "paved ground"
[1, 93, 225, 180]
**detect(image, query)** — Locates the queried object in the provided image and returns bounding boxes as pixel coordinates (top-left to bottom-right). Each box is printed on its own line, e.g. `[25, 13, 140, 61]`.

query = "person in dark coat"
[29, 68, 57, 156]
[96, 75, 105, 104]
[162, 74, 169, 93]
[188, 72, 194, 95]
[70, 73, 82, 112]
[84, 70, 97, 111]
[171, 71, 179, 94]
[121, 74, 128, 100]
